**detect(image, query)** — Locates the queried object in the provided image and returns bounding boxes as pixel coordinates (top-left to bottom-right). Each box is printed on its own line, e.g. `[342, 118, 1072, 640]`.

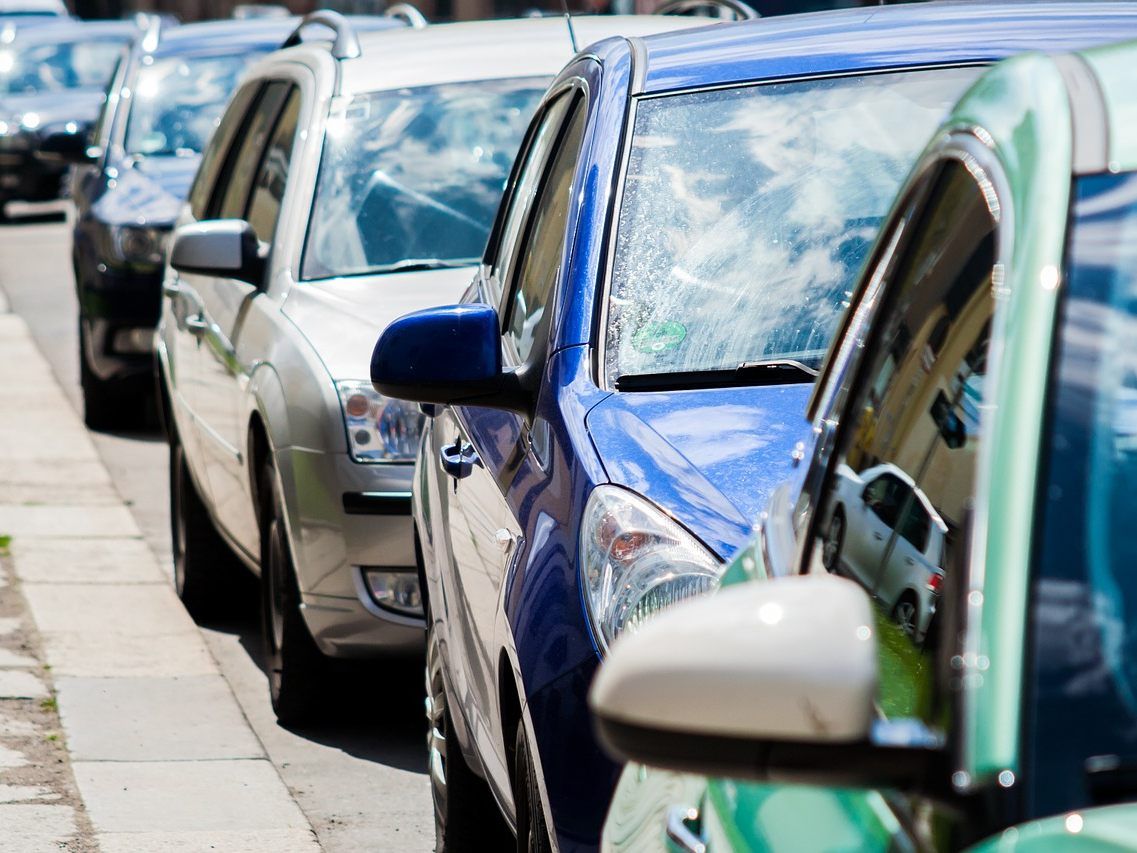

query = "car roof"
[338, 15, 695, 93]
[151, 15, 401, 59]
[639, 1, 1137, 94]
[1080, 39, 1137, 172]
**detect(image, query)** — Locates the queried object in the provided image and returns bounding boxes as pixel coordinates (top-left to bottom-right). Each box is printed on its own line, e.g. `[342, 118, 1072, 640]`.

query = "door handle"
[439, 441, 479, 479]
[185, 315, 207, 337]
[162, 279, 181, 298]
[494, 528, 516, 555]
[905, 556, 916, 566]
[666, 806, 707, 853]
[873, 531, 884, 541]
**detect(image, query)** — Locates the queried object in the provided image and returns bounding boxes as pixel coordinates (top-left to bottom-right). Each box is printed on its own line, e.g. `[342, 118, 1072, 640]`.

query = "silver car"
[155, 11, 685, 723]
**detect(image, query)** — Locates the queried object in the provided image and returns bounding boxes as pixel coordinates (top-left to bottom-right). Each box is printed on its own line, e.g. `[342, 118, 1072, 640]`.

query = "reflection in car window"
[814, 159, 997, 727]
[302, 78, 547, 279]
[247, 88, 299, 245]
[0, 38, 124, 95]
[124, 53, 263, 157]
[1028, 171, 1137, 818]
[605, 67, 982, 387]
[213, 83, 289, 222]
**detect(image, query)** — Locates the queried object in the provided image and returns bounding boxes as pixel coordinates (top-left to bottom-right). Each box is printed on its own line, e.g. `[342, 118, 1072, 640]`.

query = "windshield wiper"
[616, 359, 819, 392]
[372, 258, 476, 274]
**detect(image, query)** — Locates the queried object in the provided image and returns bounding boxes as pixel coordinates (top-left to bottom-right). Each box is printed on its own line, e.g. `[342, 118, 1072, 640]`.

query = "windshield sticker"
[632, 321, 686, 355]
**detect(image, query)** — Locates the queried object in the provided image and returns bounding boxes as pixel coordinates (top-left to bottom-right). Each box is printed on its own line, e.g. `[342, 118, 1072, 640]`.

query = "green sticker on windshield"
[633, 321, 687, 355]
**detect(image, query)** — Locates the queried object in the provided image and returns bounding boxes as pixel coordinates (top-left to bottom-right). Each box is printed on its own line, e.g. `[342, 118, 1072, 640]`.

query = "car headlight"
[581, 485, 722, 653]
[336, 380, 425, 463]
[111, 225, 169, 266]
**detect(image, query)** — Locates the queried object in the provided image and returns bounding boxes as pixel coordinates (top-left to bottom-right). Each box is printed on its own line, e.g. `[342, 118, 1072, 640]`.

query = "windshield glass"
[0, 38, 124, 95]
[124, 53, 260, 157]
[604, 67, 983, 387]
[1027, 170, 1137, 818]
[302, 77, 547, 280]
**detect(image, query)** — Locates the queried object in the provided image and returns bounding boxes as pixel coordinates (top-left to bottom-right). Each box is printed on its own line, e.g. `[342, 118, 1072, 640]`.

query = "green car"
[591, 38, 1137, 852]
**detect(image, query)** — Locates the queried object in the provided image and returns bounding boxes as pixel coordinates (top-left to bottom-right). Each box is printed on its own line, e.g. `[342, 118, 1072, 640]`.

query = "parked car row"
[14, 1, 1137, 850]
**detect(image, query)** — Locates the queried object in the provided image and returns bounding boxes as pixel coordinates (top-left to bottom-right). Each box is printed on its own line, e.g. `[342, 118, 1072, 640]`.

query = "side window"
[188, 82, 259, 221]
[91, 54, 125, 152]
[209, 82, 290, 221]
[811, 159, 998, 730]
[246, 87, 300, 244]
[486, 93, 574, 307]
[503, 96, 586, 365]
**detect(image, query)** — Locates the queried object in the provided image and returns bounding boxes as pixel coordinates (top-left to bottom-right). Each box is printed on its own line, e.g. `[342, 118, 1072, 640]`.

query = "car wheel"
[893, 593, 919, 638]
[79, 318, 144, 431]
[822, 510, 845, 572]
[169, 428, 244, 622]
[259, 460, 329, 725]
[426, 600, 512, 852]
[514, 723, 552, 853]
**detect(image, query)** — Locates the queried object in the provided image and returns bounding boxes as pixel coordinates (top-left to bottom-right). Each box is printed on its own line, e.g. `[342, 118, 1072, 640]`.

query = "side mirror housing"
[590, 574, 948, 794]
[371, 304, 529, 414]
[169, 220, 265, 287]
[37, 129, 97, 165]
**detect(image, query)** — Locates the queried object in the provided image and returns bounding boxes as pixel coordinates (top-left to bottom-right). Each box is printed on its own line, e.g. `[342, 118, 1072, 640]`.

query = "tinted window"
[1027, 170, 1137, 817]
[505, 98, 585, 364]
[212, 83, 289, 221]
[188, 83, 258, 221]
[247, 87, 300, 244]
[301, 78, 547, 280]
[813, 159, 997, 727]
[604, 67, 983, 387]
[0, 37, 124, 95]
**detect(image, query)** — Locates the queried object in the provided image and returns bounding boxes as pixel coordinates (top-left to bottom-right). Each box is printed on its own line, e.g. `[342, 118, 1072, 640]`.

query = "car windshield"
[1027, 170, 1137, 818]
[301, 77, 548, 280]
[124, 53, 260, 157]
[0, 37, 124, 95]
[604, 67, 983, 388]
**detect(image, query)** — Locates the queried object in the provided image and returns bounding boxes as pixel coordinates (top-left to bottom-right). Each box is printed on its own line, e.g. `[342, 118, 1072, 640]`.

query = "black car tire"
[169, 428, 244, 623]
[79, 318, 144, 431]
[259, 460, 329, 725]
[514, 724, 552, 853]
[427, 599, 512, 852]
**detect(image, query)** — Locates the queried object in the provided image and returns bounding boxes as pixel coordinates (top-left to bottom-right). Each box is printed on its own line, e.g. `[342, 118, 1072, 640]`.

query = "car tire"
[79, 318, 143, 431]
[822, 509, 845, 572]
[259, 460, 329, 726]
[426, 600, 512, 852]
[169, 428, 245, 623]
[514, 723, 552, 853]
[892, 592, 919, 638]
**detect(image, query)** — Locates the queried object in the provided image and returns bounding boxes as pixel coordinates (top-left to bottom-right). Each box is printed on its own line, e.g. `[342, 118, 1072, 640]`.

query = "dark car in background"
[61, 13, 402, 429]
[0, 18, 136, 216]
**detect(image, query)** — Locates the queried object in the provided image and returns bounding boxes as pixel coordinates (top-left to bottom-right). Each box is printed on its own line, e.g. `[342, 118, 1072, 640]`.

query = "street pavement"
[0, 207, 434, 851]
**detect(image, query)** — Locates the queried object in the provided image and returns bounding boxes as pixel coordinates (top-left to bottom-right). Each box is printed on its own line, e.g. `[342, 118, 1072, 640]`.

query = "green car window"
[1027, 169, 1137, 818]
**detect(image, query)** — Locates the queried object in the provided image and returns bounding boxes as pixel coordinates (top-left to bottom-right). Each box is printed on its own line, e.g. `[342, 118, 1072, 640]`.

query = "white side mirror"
[169, 219, 264, 287]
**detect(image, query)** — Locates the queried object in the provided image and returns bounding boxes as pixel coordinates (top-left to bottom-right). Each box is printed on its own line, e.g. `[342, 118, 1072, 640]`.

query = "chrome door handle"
[667, 806, 707, 853]
[162, 279, 181, 298]
[185, 315, 207, 337]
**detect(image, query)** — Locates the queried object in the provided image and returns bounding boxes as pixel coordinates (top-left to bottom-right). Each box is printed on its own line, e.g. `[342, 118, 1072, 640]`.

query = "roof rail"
[655, 0, 759, 20]
[385, 3, 428, 29]
[282, 10, 361, 60]
[139, 14, 162, 52]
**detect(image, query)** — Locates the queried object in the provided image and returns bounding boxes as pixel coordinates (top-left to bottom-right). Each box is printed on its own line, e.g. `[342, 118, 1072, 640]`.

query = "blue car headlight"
[336, 380, 424, 463]
[581, 485, 721, 653]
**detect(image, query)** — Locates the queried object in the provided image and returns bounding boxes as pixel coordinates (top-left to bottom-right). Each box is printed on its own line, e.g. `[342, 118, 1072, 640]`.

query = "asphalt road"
[0, 206, 435, 852]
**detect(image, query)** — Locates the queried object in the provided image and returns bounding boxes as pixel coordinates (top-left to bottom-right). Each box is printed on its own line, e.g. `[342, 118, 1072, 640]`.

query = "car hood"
[586, 383, 813, 560]
[0, 88, 104, 129]
[92, 155, 200, 227]
[282, 267, 475, 382]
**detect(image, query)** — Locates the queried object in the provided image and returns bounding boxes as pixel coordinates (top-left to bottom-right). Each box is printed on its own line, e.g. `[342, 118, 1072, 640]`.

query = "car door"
[845, 471, 906, 588]
[188, 81, 300, 551]
[435, 88, 586, 768]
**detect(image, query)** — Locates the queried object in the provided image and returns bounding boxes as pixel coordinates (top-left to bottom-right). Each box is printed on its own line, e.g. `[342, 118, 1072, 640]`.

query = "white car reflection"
[820, 462, 946, 641]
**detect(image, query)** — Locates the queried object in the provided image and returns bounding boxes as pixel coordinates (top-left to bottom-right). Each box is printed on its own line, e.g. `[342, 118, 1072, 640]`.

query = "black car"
[59, 14, 403, 429]
[0, 18, 136, 216]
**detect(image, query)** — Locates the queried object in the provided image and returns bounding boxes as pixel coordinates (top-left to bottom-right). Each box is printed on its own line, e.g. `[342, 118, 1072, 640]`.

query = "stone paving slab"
[23, 584, 198, 635]
[35, 631, 219, 678]
[0, 505, 140, 538]
[0, 803, 78, 851]
[0, 670, 47, 699]
[0, 460, 113, 489]
[11, 537, 162, 585]
[98, 829, 322, 852]
[73, 759, 312, 834]
[57, 676, 264, 762]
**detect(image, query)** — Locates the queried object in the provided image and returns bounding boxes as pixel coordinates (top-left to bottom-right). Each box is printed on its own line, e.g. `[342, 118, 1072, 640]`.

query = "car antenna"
[560, 0, 580, 53]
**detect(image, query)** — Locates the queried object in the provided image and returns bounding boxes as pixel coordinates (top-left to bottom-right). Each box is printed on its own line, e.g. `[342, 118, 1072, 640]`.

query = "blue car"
[369, 3, 1137, 850]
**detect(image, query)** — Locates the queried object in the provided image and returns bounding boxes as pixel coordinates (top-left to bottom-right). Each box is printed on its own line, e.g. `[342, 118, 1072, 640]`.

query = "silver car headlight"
[581, 485, 722, 653]
[336, 380, 424, 463]
[111, 224, 169, 266]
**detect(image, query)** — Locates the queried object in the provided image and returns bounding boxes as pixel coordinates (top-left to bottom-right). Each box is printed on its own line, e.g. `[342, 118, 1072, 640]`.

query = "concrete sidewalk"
[0, 298, 320, 850]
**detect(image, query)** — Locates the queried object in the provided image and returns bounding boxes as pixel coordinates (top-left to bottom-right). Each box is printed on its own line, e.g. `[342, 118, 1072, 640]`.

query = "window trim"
[243, 84, 301, 245]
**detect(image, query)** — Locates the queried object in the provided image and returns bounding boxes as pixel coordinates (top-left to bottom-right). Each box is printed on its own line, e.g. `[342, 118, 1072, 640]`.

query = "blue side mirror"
[371, 304, 529, 414]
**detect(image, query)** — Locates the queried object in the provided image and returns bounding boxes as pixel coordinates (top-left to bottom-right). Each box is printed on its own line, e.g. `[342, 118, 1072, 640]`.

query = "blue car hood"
[92, 154, 199, 226]
[586, 383, 813, 560]
[0, 88, 104, 129]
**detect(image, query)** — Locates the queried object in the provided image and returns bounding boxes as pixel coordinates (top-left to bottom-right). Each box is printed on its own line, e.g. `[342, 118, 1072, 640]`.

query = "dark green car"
[592, 39, 1137, 851]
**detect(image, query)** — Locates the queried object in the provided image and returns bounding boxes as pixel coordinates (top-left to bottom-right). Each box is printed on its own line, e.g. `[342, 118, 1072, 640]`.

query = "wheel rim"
[896, 600, 916, 635]
[425, 621, 448, 815]
[267, 520, 287, 655]
[823, 516, 842, 570]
